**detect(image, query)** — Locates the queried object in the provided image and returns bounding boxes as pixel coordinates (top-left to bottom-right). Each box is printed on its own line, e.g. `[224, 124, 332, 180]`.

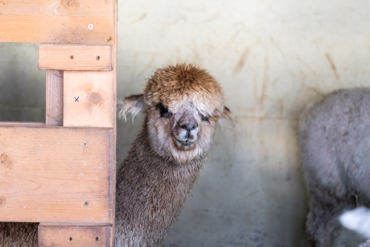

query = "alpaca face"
[146, 99, 221, 164]
[119, 64, 233, 164]
[164, 100, 200, 149]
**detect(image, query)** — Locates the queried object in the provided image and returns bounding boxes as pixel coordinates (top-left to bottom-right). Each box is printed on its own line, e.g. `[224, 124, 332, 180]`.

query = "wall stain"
[138, 13, 147, 21]
[277, 98, 285, 118]
[296, 55, 311, 68]
[205, 12, 220, 22]
[259, 56, 269, 107]
[233, 48, 250, 74]
[325, 53, 340, 80]
[224, 29, 242, 48]
[167, 16, 188, 26]
[270, 37, 286, 60]
[131, 13, 148, 24]
[302, 84, 324, 97]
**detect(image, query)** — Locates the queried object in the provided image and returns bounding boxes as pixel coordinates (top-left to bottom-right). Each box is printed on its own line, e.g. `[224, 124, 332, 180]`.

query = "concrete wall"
[0, 43, 45, 122]
[1, 0, 370, 246]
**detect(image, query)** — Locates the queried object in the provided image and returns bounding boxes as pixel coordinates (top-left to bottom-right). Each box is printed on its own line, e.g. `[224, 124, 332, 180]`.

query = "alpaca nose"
[180, 124, 197, 132]
[175, 117, 199, 144]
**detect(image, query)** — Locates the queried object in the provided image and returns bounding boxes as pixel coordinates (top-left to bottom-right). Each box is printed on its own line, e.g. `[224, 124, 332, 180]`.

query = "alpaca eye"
[201, 114, 209, 122]
[156, 103, 173, 118]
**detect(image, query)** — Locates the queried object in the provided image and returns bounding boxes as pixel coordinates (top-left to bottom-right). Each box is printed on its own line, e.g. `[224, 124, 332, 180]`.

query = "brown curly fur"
[143, 64, 224, 116]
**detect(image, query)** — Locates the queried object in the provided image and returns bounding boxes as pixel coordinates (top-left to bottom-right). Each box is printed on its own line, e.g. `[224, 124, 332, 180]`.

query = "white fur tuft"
[117, 99, 142, 122]
[117, 99, 127, 120]
[340, 207, 370, 238]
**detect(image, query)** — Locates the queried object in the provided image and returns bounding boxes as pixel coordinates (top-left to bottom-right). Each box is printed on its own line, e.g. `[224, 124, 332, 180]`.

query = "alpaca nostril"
[180, 124, 197, 132]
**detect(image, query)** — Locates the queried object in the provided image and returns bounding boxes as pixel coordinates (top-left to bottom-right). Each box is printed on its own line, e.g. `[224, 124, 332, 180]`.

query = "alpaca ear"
[118, 94, 146, 121]
[220, 106, 235, 126]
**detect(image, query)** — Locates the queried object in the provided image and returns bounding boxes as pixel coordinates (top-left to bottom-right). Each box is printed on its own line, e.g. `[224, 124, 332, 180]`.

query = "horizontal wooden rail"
[0, 0, 115, 44]
[38, 223, 112, 246]
[40, 45, 112, 71]
[0, 126, 114, 223]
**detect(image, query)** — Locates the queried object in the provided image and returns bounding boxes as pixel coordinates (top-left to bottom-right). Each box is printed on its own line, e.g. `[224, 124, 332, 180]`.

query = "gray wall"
[0, 43, 45, 122]
[1, 0, 370, 246]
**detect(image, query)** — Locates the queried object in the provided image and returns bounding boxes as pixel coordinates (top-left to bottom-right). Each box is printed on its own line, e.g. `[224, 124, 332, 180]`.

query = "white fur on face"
[172, 101, 200, 146]
[340, 207, 370, 238]
[147, 100, 218, 164]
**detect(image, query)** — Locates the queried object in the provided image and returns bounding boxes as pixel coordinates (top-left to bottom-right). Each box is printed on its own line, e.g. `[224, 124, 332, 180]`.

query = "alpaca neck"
[115, 124, 209, 246]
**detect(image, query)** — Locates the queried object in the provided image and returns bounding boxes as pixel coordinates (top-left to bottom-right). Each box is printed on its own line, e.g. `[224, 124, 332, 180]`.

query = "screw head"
[70, 55, 74, 59]
[96, 56, 100, 60]
[69, 237, 72, 241]
[83, 142, 88, 147]
[84, 201, 88, 206]
[95, 237, 99, 241]
[88, 24, 94, 30]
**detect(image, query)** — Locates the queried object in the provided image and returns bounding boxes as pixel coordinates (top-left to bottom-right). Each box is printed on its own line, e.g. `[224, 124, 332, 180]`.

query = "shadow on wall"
[0, 43, 46, 122]
[159, 154, 309, 247]
[116, 114, 145, 167]
[162, 163, 365, 247]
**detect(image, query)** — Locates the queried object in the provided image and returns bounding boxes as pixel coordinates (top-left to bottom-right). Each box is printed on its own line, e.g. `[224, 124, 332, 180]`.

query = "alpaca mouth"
[176, 139, 195, 148]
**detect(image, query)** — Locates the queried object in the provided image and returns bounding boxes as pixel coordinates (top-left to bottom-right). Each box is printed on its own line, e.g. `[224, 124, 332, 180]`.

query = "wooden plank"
[38, 223, 112, 247]
[63, 71, 114, 128]
[0, 0, 115, 44]
[46, 70, 64, 126]
[40, 45, 112, 71]
[0, 126, 114, 223]
[110, 0, 118, 245]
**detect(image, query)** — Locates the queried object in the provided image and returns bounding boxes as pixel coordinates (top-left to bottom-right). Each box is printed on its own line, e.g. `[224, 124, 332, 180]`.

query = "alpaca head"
[119, 64, 233, 164]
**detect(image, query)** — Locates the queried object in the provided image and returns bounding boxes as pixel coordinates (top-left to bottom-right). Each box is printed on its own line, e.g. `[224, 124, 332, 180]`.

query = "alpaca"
[298, 88, 370, 247]
[115, 64, 232, 246]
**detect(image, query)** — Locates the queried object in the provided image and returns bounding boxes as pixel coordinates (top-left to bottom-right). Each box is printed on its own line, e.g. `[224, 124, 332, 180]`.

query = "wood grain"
[38, 223, 112, 247]
[0, 0, 115, 44]
[46, 70, 64, 126]
[40, 45, 112, 71]
[0, 126, 114, 223]
[63, 71, 114, 128]
[110, 1, 118, 245]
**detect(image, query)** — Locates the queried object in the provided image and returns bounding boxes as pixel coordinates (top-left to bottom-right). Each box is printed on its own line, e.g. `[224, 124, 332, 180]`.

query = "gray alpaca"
[298, 88, 370, 247]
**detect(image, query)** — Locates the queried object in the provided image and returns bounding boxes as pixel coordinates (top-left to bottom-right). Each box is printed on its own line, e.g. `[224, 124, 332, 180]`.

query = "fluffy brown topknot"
[144, 64, 224, 116]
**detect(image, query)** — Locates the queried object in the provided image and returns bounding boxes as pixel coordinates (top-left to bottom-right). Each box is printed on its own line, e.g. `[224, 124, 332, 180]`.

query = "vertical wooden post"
[111, 1, 118, 245]
[46, 70, 63, 126]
